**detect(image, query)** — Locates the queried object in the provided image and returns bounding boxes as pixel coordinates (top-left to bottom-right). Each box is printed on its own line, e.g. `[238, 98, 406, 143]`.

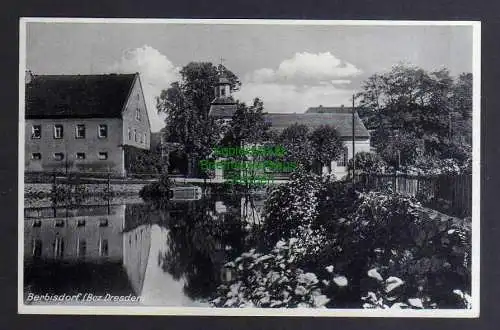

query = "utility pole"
[448, 112, 452, 141]
[352, 94, 356, 185]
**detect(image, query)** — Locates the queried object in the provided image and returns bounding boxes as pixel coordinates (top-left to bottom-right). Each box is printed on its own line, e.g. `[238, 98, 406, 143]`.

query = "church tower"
[208, 64, 237, 121]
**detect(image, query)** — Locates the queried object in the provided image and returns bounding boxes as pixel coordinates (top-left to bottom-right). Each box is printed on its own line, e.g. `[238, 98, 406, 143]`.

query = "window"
[54, 237, 64, 259]
[99, 218, 109, 227]
[32, 219, 42, 227]
[76, 152, 86, 160]
[77, 219, 86, 227]
[75, 124, 86, 138]
[53, 153, 64, 161]
[143, 133, 147, 144]
[77, 239, 86, 258]
[53, 125, 63, 139]
[134, 129, 138, 142]
[31, 153, 41, 160]
[128, 128, 132, 140]
[31, 125, 41, 139]
[55, 219, 65, 227]
[220, 87, 226, 96]
[100, 239, 109, 256]
[98, 152, 108, 160]
[140, 133, 144, 143]
[135, 108, 141, 121]
[98, 124, 108, 138]
[32, 239, 42, 258]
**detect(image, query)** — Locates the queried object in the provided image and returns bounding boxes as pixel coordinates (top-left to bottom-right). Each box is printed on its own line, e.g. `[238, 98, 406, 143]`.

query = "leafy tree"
[273, 124, 344, 174]
[357, 64, 472, 172]
[309, 125, 345, 172]
[275, 123, 314, 170]
[177, 62, 241, 120]
[156, 62, 241, 177]
[222, 97, 270, 146]
[261, 169, 322, 246]
[347, 151, 386, 174]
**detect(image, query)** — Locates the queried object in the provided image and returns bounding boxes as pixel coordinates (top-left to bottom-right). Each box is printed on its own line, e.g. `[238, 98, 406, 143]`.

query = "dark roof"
[208, 96, 237, 118]
[26, 73, 137, 119]
[306, 106, 353, 114]
[209, 104, 238, 118]
[264, 112, 370, 138]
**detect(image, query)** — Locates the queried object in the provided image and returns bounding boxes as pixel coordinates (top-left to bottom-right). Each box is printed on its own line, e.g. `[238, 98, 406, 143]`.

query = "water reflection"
[24, 191, 265, 306]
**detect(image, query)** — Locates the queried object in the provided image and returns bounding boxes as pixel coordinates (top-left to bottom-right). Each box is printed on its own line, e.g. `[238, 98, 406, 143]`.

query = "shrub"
[261, 169, 322, 246]
[347, 152, 386, 175]
[316, 181, 358, 231]
[299, 190, 471, 308]
[124, 145, 162, 174]
[210, 238, 348, 308]
[351, 192, 471, 308]
[139, 174, 173, 200]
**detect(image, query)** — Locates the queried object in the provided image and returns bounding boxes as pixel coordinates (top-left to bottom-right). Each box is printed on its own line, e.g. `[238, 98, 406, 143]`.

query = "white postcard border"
[18, 18, 481, 317]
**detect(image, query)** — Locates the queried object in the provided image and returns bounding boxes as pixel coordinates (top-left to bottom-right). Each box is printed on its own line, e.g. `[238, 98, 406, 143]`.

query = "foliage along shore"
[207, 170, 471, 309]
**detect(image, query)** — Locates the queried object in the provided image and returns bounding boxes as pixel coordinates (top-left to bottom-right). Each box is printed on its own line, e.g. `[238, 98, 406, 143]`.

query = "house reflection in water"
[23, 192, 264, 306]
[122, 224, 151, 297]
[23, 201, 209, 306]
[25, 205, 126, 263]
[24, 203, 153, 304]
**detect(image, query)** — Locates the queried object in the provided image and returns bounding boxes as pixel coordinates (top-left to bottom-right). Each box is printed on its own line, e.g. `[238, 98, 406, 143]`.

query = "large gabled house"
[264, 105, 371, 177]
[25, 72, 151, 177]
[205, 73, 371, 179]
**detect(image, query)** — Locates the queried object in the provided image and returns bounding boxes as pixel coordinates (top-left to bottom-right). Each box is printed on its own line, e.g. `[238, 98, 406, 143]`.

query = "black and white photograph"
[18, 19, 480, 316]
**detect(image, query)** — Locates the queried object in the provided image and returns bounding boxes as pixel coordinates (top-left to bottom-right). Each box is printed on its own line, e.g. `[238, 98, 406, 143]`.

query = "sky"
[25, 21, 474, 132]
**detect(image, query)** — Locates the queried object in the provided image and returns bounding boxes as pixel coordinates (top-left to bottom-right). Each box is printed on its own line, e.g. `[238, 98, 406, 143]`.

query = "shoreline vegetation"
[135, 171, 471, 309]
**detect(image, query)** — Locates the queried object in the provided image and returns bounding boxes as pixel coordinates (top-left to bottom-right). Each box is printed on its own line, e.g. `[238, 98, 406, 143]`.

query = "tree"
[222, 97, 270, 146]
[261, 169, 323, 246]
[157, 62, 241, 177]
[275, 124, 314, 170]
[347, 151, 386, 174]
[309, 125, 345, 173]
[357, 64, 472, 172]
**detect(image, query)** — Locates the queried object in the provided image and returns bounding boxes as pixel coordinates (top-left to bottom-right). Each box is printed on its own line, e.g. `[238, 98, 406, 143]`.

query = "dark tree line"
[357, 64, 472, 172]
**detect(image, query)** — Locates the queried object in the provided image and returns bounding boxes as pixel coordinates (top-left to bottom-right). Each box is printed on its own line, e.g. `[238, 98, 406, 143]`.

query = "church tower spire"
[214, 62, 231, 99]
[209, 59, 237, 119]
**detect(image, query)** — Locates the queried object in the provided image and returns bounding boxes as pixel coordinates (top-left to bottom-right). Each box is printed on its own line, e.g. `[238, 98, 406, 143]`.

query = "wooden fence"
[354, 173, 472, 218]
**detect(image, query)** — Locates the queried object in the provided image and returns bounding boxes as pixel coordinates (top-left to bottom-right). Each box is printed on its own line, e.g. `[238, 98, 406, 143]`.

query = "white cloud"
[329, 79, 352, 85]
[234, 82, 354, 114]
[246, 52, 362, 84]
[237, 52, 359, 113]
[108, 45, 180, 132]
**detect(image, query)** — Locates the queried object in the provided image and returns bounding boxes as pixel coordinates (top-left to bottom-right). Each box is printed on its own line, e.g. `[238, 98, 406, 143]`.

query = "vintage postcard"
[18, 18, 480, 316]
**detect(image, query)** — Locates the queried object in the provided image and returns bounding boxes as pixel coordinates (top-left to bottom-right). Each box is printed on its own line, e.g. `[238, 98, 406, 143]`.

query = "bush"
[261, 169, 322, 246]
[210, 238, 348, 308]
[210, 173, 472, 309]
[350, 191, 471, 308]
[124, 145, 162, 174]
[139, 174, 173, 200]
[299, 190, 471, 308]
[347, 152, 386, 175]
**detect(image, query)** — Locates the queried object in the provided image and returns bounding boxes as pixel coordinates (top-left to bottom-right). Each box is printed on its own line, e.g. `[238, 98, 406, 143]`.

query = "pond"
[23, 188, 267, 306]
